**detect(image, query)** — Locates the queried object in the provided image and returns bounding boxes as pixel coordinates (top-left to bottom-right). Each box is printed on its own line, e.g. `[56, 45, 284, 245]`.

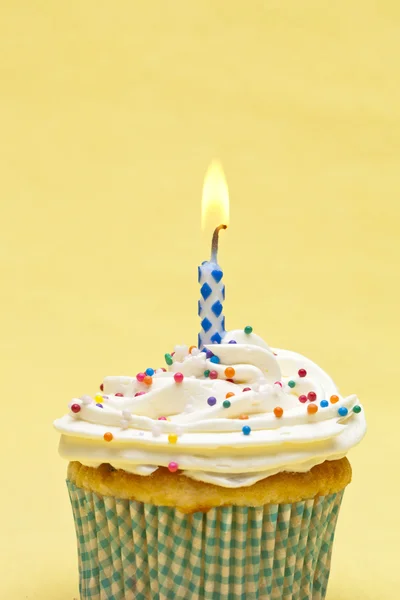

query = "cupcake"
[54, 328, 366, 599]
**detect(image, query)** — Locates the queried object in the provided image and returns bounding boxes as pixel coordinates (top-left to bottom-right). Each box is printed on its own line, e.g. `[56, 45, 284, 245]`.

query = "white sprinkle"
[191, 348, 200, 356]
[122, 410, 132, 420]
[151, 426, 162, 438]
[121, 419, 130, 429]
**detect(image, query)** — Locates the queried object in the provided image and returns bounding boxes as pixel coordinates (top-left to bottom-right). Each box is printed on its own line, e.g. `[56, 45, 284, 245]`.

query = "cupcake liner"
[67, 480, 343, 600]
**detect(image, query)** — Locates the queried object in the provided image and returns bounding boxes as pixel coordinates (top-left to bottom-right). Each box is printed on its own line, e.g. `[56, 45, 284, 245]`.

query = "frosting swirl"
[54, 329, 366, 487]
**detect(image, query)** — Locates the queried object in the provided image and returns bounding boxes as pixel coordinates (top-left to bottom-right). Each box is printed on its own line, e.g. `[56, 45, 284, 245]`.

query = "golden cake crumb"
[68, 458, 352, 514]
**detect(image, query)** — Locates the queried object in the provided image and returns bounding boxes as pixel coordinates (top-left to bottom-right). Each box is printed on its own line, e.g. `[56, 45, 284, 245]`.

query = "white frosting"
[54, 329, 366, 487]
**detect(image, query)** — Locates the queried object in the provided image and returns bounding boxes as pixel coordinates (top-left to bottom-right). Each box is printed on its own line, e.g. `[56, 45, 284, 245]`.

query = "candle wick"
[211, 224, 227, 262]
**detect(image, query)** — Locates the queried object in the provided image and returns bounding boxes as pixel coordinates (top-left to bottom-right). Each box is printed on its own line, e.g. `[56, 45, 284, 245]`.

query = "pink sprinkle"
[226, 378, 234, 383]
[158, 416, 167, 421]
[115, 393, 124, 397]
[209, 370, 218, 380]
[174, 372, 184, 383]
[298, 369, 307, 378]
[274, 381, 283, 387]
[71, 403, 81, 413]
[298, 395, 308, 403]
[168, 461, 179, 473]
[308, 391, 317, 402]
[243, 387, 252, 392]
[161, 368, 167, 372]
[135, 391, 146, 397]
[136, 372, 145, 382]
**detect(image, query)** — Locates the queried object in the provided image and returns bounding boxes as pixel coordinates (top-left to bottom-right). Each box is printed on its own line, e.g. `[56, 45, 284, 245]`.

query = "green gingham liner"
[67, 480, 344, 600]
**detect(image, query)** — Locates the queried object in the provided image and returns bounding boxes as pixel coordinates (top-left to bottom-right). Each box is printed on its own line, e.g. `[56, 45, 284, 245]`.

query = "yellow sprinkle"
[95, 395, 103, 403]
[168, 434, 178, 444]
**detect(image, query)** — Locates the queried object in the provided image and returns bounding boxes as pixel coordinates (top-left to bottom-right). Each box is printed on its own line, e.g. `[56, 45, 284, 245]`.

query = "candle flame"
[201, 160, 230, 231]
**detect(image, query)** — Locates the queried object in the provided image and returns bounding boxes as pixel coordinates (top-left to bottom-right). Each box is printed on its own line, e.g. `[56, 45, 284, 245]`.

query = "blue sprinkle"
[242, 425, 251, 436]
[222, 285, 225, 300]
[146, 368, 155, 376]
[320, 400, 329, 408]
[338, 407, 348, 417]
[228, 340, 237, 344]
[210, 356, 220, 364]
[200, 282, 212, 300]
[207, 396, 217, 406]
[221, 316, 225, 331]
[198, 266, 202, 283]
[96, 403, 103, 408]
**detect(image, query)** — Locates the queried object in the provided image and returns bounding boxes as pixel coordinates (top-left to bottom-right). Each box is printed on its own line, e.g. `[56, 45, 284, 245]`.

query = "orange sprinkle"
[330, 395, 339, 404]
[307, 404, 318, 415]
[274, 406, 283, 418]
[143, 375, 153, 386]
[225, 367, 236, 379]
[189, 345, 197, 354]
[104, 432, 113, 442]
[226, 392, 235, 399]
[239, 414, 249, 420]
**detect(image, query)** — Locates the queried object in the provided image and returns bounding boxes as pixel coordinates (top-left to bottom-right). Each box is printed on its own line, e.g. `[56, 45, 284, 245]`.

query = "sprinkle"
[174, 372, 184, 383]
[164, 353, 173, 366]
[239, 414, 249, 420]
[320, 400, 329, 408]
[121, 420, 129, 429]
[143, 375, 153, 386]
[226, 378, 234, 383]
[158, 416, 167, 421]
[104, 432, 113, 442]
[115, 393, 124, 397]
[330, 395, 339, 404]
[288, 380, 296, 388]
[299, 395, 308, 403]
[353, 405, 362, 414]
[307, 391, 317, 402]
[338, 407, 348, 417]
[168, 433, 178, 444]
[205, 349, 214, 359]
[225, 367, 235, 378]
[298, 369, 307, 378]
[226, 392, 235, 399]
[100, 383, 104, 391]
[204, 369, 210, 377]
[274, 381, 283, 387]
[242, 425, 251, 435]
[160, 367, 167, 372]
[122, 410, 132, 420]
[71, 403, 81, 413]
[210, 356, 220, 364]
[96, 403, 103, 408]
[136, 372, 146, 382]
[209, 370, 218, 380]
[244, 326, 253, 334]
[189, 345, 197, 354]
[243, 387, 251, 392]
[307, 404, 318, 415]
[228, 340, 237, 344]
[168, 461, 179, 473]
[146, 368, 155, 376]
[207, 396, 217, 406]
[223, 399, 231, 408]
[94, 394, 103, 403]
[273, 406, 283, 418]
[135, 391, 146, 397]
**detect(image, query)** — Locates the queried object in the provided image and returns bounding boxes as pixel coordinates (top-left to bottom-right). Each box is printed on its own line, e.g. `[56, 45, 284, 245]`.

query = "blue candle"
[198, 224, 227, 348]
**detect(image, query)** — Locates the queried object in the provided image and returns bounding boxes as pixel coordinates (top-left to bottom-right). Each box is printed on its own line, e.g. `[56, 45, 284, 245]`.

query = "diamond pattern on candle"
[201, 318, 212, 332]
[211, 300, 223, 317]
[200, 282, 212, 300]
[198, 300, 202, 316]
[211, 332, 222, 344]
[211, 269, 223, 283]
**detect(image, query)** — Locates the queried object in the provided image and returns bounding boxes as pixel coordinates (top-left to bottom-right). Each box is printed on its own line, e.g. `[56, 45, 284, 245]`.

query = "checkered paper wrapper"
[67, 480, 344, 600]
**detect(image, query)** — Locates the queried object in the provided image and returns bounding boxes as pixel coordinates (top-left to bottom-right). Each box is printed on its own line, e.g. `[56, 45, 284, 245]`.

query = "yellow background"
[1, 1, 399, 598]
